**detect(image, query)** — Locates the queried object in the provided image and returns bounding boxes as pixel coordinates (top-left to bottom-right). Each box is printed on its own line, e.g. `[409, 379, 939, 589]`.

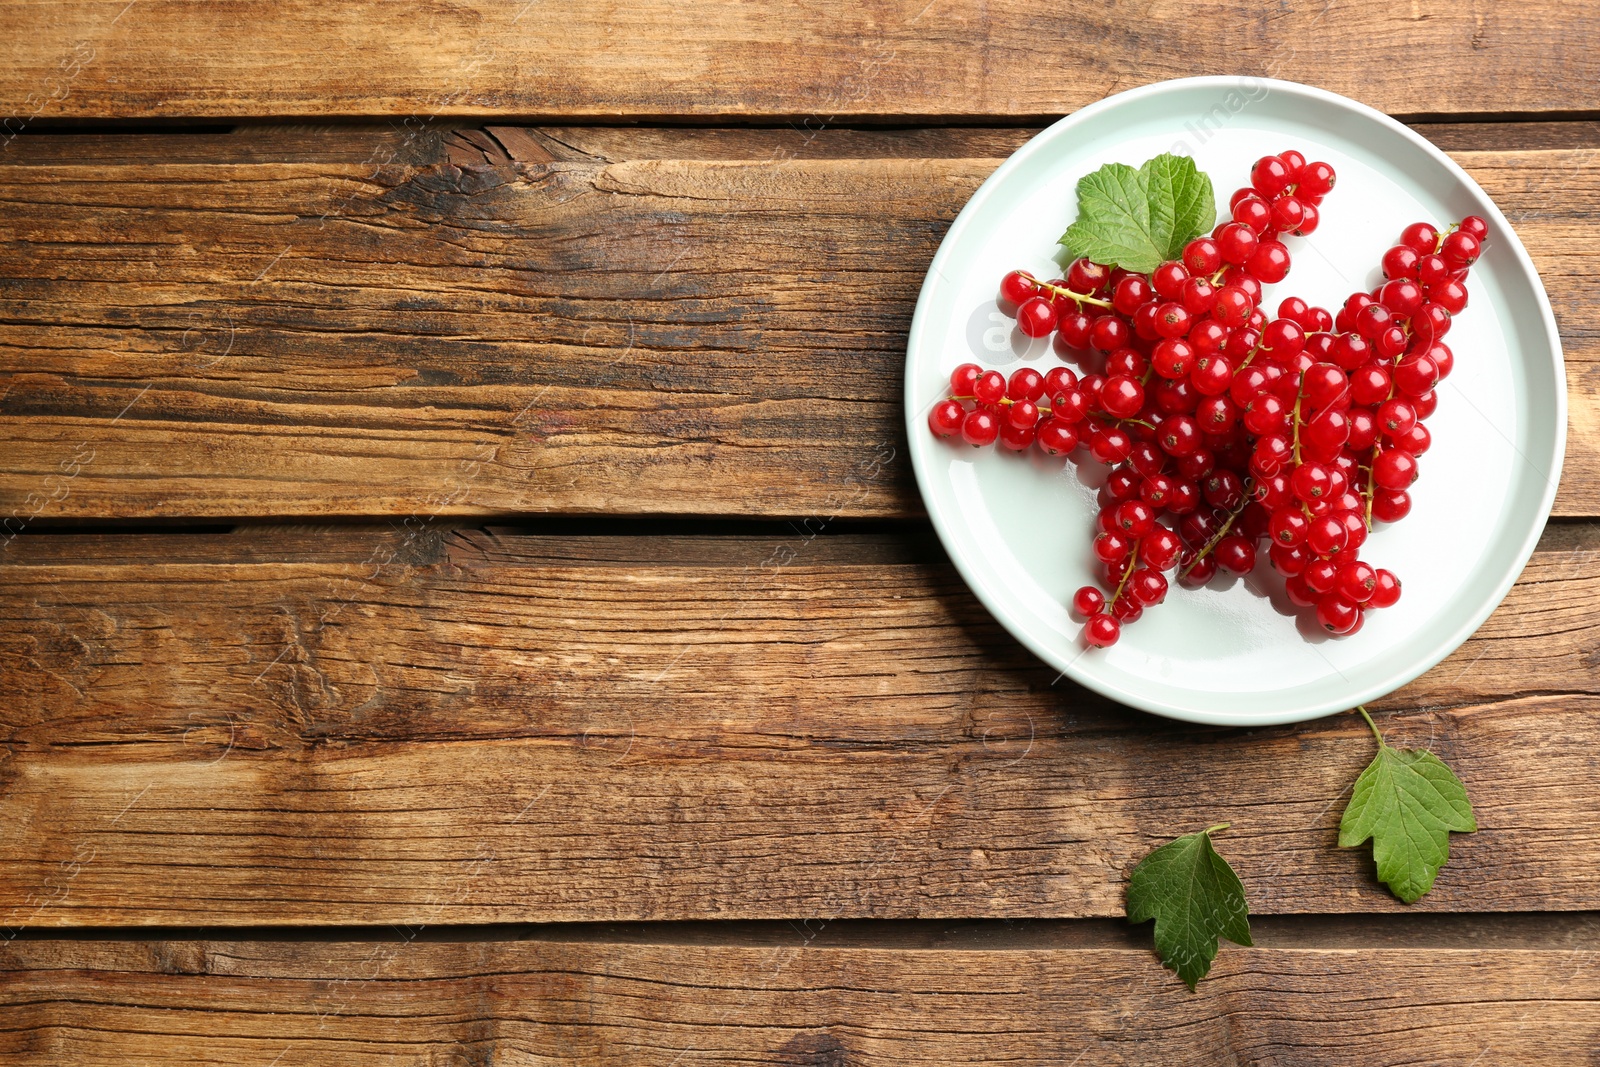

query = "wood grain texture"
[4, 1, 1600, 121]
[2, 524, 1597, 925]
[0, 131, 1596, 521]
[2, 927, 1599, 1065]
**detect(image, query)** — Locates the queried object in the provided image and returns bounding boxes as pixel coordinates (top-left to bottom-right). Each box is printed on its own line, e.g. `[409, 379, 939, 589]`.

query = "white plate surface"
[904, 77, 1566, 726]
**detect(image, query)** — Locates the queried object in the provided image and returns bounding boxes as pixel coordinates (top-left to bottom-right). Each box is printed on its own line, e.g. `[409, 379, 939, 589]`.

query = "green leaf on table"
[1126, 824, 1251, 991]
[1338, 707, 1477, 904]
[1060, 153, 1217, 274]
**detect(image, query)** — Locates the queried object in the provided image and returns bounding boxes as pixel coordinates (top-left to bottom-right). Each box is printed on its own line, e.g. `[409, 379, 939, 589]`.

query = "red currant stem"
[1203, 823, 1231, 836]
[1178, 485, 1252, 580]
[1108, 541, 1141, 608]
[1235, 349, 1260, 374]
[1359, 339, 1412, 531]
[1290, 375, 1306, 465]
[1030, 278, 1112, 309]
[1088, 411, 1154, 430]
[1362, 443, 1380, 532]
[1433, 223, 1459, 254]
[1356, 705, 1385, 747]
[951, 394, 1060, 416]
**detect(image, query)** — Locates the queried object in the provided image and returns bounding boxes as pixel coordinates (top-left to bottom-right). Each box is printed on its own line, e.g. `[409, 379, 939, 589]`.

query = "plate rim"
[902, 75, 1568, 726]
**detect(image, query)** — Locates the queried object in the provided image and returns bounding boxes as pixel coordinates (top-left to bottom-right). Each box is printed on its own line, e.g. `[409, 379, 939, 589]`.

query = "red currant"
[1217, 222, 1259, 265]
[973, 370, 1006, 405]
[1376, 397, 1418, 438]
[1350, 365, 1392, 406]
[1057, 311, 1094, 351]
[1179, 551, 1218, 587]
[1129, 568, 1169, 606]
[1251, 155, 1294, 198]
[1067, 257, 1112, 294]
[1290, 201, 1320, 236]
[998, 420, 1036, 450]
[1338, 561, 1377, 603]
[1006, 399, 1040, 430]
[1331, 333, 1371, 371]
[1416, 253, 1452, 289]
[1297, 161, 1336, 198]
[1305, 511, 1344, 556]
[1151, 261, 1190, 300]
[1035, 417, 1079, 455]
[1089, 428, 1133, 464]
[1379, 278, 1424, 318]
[1414, 303, 1454, 346]
[1231, 195, 1273, 234]
[1085, 613, 1120, 647]
[1316, 594, 1361, 634]
[1090, 314, 1132, 353]
[1157, 414, 1202, 457]
[1373, 448, 1419, 490]
[1269, 541, 1312, 576]
[1000, 269, 1039, 305]
[1382, 244, 1420, 280]
[1430, 278, 1469, 315]
[1304, 558, 1339, 594]
[1214, 535, 1256, 575]
[1196, 394, 1237, 435]
[1099, 375, 1145, 419]
[1184, 237, 1222, 275]
[1372, 488, 1411, 523]
[1212, 285, 1253, 327]
[1345, 408, 1377, 450]
[1270, 195, 1306, 232]
[1181, 277, 1218, 316]
[1270, 507, 1309, 546]
[1112, 275, 1152, 316]
[1401, 222, 1439, 255]
[1044, 366, 1078, 396]
[961, 408, 999, 446]
[1143, 528, 1182, 571]
[1394, 422, 1431, 455]
[1243, 393, 1288, 435]
[1072, 586, 1105, 618]
[1394, 353, 1440, 397]
[1151, 338, 1195, 379]
[1439, 230, 1481, 269]
[1302, 409, 1351, 457]
[950, 362, 982, 396]
[1369, 568, 1402, 608]
[929, 398, 965, 437]
[1017, 296, 1058, 337]
[1190, 353, 1233, 396]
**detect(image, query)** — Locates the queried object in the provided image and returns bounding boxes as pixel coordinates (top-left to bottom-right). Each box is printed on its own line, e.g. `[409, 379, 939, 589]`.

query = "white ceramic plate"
[904, 77, 1565, 726]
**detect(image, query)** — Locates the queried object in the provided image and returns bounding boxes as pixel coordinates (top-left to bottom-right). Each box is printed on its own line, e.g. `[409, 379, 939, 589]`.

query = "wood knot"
[775, 1032, 849, 1066]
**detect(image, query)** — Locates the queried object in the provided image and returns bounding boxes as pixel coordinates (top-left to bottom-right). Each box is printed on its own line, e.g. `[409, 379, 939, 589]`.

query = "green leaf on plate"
[1061, 153, 1217, 274]
[1339, 707, 1477, 904]
[1126, 823, 1252, 991]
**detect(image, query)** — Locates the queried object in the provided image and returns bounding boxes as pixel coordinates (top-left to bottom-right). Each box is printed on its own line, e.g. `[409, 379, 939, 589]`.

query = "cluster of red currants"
[927, 151, 1488, 648]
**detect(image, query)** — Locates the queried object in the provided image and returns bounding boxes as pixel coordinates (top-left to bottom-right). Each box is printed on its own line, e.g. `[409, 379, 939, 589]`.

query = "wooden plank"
[0, 133, 1596, 521]
[1, 923, 1598, 1064]
[4, 2, 1600, 122]
[1, 524, 1597, 925]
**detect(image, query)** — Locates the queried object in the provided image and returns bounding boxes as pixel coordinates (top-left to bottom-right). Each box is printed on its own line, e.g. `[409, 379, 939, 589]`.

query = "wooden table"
[2, 3, 1598, 1062]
